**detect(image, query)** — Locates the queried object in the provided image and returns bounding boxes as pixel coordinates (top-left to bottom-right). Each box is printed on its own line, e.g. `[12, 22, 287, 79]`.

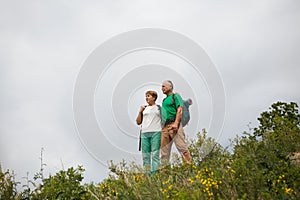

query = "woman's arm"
[136, 106, 146, 125]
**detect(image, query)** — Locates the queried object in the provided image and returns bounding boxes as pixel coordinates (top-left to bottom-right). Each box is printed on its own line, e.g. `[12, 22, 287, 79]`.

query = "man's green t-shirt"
[161, 93, 184, 125]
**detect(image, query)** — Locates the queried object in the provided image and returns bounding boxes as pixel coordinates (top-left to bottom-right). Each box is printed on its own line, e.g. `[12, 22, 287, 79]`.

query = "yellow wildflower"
[285, 188, 292, 194]
[189, 178, 195, 184]
[162, 179, 170, 185]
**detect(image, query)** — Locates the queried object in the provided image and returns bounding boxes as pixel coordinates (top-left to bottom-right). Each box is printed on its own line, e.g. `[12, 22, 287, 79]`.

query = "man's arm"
[172, 106, 182, 130]
[175, 106, 182, 124]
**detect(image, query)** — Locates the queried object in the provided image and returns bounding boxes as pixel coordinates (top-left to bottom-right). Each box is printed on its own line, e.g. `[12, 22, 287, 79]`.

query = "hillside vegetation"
[1, 102, 300, 199]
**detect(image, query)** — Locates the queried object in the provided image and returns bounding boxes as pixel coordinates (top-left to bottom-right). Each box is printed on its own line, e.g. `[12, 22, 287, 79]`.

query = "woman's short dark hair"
[146, 90, 158, 101]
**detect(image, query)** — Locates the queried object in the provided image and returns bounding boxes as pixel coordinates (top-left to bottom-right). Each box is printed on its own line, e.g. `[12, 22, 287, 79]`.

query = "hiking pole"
[138, 125, 142, 151]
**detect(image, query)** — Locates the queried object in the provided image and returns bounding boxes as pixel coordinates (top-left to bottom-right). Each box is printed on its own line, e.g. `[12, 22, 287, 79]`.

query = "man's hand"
[171, 122, 179, 131]
[172, 106, 182, 131]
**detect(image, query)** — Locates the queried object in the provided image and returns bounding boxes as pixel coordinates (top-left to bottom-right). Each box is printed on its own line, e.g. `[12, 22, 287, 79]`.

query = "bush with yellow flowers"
[1, 102, 300, 199]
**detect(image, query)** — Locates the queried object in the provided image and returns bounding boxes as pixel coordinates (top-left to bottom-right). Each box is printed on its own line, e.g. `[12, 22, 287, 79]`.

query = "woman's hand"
[139, 105, 146, 113]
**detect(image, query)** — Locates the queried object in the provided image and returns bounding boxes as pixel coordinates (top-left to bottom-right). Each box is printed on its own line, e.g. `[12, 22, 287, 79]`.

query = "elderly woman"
[136, 90, 162, 174]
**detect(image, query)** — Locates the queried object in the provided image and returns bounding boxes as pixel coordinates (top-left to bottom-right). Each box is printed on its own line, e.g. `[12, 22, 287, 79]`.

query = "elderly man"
[160, 80, 192, 165]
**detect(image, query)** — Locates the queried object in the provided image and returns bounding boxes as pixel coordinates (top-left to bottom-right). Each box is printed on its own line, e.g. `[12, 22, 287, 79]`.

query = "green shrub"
[1, 101, 299, 199]
[37, 166, 87, 199]
[0, 165, 21, 200]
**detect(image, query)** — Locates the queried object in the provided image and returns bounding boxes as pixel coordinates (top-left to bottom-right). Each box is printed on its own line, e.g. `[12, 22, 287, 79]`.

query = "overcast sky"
[1, 0, 300, 185]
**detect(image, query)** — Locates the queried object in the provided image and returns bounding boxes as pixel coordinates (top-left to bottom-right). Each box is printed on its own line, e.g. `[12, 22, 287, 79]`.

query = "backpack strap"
[162, 93, 178, 110]
[172, 93, 177, 109]
[157, 104, 161, 114]
[162, 93, 175, 103]
[157, 105, 163, 126]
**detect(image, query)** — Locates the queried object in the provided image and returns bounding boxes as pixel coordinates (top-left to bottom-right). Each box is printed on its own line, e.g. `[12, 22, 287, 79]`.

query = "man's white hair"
[163, 80, 174, 90]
